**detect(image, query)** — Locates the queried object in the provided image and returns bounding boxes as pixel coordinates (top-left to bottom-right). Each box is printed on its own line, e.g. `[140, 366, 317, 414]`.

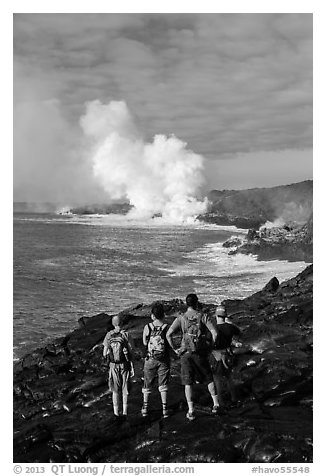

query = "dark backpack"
[106, 330, 130, 364]
[147, 323, 168, 361]
[183, 312, 204, 353]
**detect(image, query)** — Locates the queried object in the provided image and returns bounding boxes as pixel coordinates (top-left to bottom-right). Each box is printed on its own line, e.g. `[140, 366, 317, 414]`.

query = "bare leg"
[141, 388, 150, 415]
[160, 390, 168, 416]
[122, 391, 128, 415]
[207, 381, 219, 407]
[112, 391, 120, 416]
[160, 390, 167, 405]
[213, 374, 224, 406]
[185, 385, 194, 413]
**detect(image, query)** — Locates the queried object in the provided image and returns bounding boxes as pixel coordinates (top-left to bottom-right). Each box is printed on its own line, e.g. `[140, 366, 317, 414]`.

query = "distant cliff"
[223, 215, 313, 263]
[198, 180, 312, 229]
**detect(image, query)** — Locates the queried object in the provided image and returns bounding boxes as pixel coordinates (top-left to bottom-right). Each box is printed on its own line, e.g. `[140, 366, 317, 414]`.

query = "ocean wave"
[161, 241, 307, 301]
[14, 212, 247, 232]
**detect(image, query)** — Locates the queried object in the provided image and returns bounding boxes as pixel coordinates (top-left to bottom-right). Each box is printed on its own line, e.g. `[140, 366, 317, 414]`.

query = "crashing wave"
[56, 206, 73, 215]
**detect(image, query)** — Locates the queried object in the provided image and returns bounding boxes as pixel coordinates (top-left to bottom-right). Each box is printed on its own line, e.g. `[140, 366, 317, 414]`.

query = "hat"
[215, 305, 226, 318]
[112, 314, 124, 327]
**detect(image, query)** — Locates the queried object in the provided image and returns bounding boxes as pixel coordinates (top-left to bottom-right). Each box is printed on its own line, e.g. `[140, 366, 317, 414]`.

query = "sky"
[13, 13, 313, 204]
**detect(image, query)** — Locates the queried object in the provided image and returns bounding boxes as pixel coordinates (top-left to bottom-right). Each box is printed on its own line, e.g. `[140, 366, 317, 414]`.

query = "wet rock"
[14, 267, 313, 463]
[14, 423, 52, 453]
[262, 277, 279, 293]
[222, 237, 244, 248]
[224, 219, 313, 263]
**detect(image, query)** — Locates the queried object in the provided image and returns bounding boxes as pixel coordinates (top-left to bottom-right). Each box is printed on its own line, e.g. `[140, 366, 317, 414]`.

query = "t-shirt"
[214, 322, 240, 350]
[169, 308, 216, 351]
[103, 329, 130, 363]
[103, 329, 129, 348]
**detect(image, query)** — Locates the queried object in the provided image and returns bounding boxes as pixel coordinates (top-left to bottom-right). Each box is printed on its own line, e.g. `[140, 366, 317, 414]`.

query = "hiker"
[166, 293, 219, 421]
[210, 305, 241, 407]
[141, 302, 170, 418]
[103, 314, 134, 420]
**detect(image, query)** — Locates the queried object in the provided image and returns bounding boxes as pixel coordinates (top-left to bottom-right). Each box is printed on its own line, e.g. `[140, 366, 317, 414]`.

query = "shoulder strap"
[149, 322, 167, 332]
[145, 323, 153, 347]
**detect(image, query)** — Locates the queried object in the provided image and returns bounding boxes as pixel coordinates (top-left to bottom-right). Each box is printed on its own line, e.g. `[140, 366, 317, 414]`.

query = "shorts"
[143, 357, 170, 393]
[108, 362, 131, 394]
[209, 350, 233, 377]
[180, 352, 213, 386]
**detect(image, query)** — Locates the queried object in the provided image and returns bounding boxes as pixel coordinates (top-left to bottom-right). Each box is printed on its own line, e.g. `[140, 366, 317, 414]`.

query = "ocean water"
[13, 213, 309, 360]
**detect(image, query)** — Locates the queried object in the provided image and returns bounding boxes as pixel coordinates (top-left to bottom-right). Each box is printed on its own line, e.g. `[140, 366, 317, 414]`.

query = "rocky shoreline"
[223, 218, 313, 263]
[197, 212, 264, 230]
[13, 265, 313, 463]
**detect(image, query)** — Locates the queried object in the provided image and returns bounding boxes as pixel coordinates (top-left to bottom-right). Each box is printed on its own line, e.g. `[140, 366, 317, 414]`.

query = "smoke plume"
[13, 61, 109, 206]
[80, 100, 208, 223]
[260, 201, 312, 230]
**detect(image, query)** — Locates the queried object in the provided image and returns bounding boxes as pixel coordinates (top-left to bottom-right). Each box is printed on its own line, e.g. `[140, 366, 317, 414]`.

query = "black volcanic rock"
[227, 218, 313, 263]
[197, 212, 263, 230]
[199, 180, 312, 230]
[14, 267, 313, 463]
[71, 203, 132, 215]
[222, 236, 245, 248]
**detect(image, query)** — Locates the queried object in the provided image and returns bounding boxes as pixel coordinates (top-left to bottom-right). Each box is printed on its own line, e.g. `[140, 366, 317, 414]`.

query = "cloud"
[205, 149, 313, 190]
[13, 66, 108, 204]
[80, 100, 207, 223]
[13, 13, 312, 201]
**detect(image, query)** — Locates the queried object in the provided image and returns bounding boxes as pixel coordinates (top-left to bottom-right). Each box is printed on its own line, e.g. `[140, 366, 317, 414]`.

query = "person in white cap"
[210, 305, 241, 408]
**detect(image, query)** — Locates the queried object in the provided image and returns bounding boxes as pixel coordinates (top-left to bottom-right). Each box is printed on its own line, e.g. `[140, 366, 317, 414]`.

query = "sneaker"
[162, 409, 169, 419]
[141, 406, 148, 417]
[212, 405, 225, 415]
[186, 411, 195, 421]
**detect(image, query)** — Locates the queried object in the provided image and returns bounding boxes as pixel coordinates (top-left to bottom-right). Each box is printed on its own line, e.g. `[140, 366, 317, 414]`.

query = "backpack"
[106, 330, 130, 364]
[147, 323, 168, 361]
[183, 311, 204, 353]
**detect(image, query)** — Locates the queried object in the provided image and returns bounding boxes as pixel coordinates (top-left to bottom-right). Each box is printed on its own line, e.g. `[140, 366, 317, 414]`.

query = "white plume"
[80, 100, 207, 223]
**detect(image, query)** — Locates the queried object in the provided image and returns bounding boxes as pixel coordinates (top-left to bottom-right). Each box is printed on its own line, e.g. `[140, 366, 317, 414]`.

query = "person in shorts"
[210, 305, 241, 407]
[141, 302, 170, 418]
[103, 314, 134, 420]
[166, 293, 219, 421]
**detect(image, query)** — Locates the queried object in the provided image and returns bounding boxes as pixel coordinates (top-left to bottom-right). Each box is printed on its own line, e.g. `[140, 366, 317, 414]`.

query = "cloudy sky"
[13, 13, 312, 204]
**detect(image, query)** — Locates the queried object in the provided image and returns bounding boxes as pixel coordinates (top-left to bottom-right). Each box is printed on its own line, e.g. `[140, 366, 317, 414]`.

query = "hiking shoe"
[212, 406, 225, 415]
[162, 409, 170, 419]
[141, 407, 148, 417]
[186, 411, 195, 421]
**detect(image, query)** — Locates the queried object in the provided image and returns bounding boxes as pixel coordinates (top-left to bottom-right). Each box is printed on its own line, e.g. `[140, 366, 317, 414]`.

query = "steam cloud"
[260, 201, 312, 230]
[80, 100, 208, 223]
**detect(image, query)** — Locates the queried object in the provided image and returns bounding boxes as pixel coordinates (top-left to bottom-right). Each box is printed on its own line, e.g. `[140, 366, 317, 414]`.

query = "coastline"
[14, 265, 313, 463]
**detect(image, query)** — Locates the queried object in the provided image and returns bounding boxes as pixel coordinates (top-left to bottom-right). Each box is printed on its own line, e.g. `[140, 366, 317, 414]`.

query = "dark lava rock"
[197, 212, 263, 230]
[222, 237, 244, 248]
[14, 267, 313, 463]
[202, 181, 312, 231]
[225, 218, 313, 263]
